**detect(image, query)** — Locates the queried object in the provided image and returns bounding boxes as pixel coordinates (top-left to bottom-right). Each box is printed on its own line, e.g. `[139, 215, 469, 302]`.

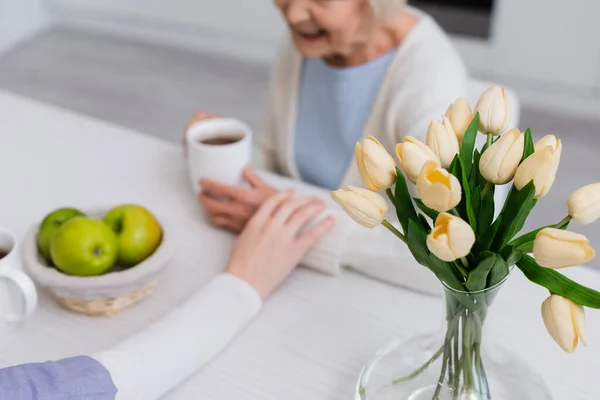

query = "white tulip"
[395, 137, 440, 184]
[474, 86, 511, 135]
[445, 97, 473, 143]
[331, 186, 389, 228]
[514, 138, 562, 198]
[533, 228, 595, 269]
[426, 117, 460, 168]
[417, 161, 462, 212]
[567, 182, 600, 225]
[542, 294, 587, 353]
[479, 128, 524, 184]
[355, 136, 397, 191]
[426, 213, 475, 262]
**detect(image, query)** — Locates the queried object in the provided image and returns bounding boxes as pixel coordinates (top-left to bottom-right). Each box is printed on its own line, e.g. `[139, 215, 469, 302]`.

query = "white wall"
[0, 0, 49, 55]
[48, 0, 600, 117]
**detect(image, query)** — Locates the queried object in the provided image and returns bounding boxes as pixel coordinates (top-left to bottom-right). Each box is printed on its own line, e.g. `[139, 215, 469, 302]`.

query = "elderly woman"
[193, 0, 468, 291]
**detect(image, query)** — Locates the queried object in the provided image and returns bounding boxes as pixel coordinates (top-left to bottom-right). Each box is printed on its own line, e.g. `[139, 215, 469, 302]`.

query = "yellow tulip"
[479, 128, 524, 184]
[474, 86, 510, 135]
[331, 186, 389, 228]
[396, 137, 440, 184]
[514, 138, 562, 198]
[567, 182, 600, 224]
[417, 161, 462, 212]
[355, 136, 397, 191]
[426, 117, 460, 168]
[445, 97, 473, 143]
[541, 294, 587, 353]
[426, 213, 475, 262]
[533, 228, 595, 268]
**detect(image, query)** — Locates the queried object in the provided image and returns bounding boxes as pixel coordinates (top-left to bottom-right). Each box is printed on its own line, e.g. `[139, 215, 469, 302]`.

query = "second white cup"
[185, 118, 252, 194]
[0, 227, 37, 335]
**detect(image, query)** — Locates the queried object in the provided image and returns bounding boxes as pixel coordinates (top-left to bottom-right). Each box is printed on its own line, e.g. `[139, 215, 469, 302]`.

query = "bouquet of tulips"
[332, 86, 600, 398]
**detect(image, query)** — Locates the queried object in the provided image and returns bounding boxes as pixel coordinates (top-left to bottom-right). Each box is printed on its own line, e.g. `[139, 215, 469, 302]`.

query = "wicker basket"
[22, 208, 175, 317]
[50, 280, 158, 317]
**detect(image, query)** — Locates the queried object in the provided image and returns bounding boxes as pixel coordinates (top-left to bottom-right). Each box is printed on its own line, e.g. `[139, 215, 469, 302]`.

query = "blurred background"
[0, 0, 598, 247]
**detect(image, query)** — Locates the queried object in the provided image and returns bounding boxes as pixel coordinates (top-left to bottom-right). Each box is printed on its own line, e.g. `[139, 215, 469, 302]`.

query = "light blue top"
[0, 356, 117, 399]
[294, 50, 396, 190]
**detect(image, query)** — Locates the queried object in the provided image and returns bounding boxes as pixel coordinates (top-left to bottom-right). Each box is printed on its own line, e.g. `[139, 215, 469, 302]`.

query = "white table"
[0, 90, 599, 399]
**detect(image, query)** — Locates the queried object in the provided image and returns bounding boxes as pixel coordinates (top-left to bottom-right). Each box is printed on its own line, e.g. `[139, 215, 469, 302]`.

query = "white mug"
[0, 227, 37, 332]
[185, 118, 252, 194]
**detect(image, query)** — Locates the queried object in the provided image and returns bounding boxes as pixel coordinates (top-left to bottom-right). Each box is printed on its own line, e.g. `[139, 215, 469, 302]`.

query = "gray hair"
[369, 0, 407, 17]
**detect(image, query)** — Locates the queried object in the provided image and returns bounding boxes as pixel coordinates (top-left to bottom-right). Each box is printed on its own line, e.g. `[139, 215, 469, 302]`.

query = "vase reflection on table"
[332, 87, 600, 400]
[356, 272, 552, 400]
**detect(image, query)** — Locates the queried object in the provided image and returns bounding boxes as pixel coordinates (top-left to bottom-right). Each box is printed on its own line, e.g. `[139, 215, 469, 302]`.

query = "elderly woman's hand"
[200, 167, 279, 233]
[182, 112, 220, 156]
[227, 190, 334, 300]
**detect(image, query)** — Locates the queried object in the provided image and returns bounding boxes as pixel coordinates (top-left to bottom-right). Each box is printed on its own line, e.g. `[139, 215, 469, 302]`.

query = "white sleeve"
[93, 273, 262, 400]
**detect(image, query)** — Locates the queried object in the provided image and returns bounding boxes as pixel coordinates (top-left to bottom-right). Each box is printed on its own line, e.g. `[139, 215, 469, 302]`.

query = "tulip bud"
[474, 86, 510, 135]
[533, 228, 595, 269]
[541, 294, 587, 353]
[445, 97, 473, 143]
[426, 213, 475, 261]
[534, 134, 561, 152]
[331, 186, 389, 228]
[567, 182, 600, 224]
[355, 136, 397, 191]
[514, 138, 562, 198]
[479, 128, 524, 184]
[426, 117, 460, 169]
[417, 161, 462, 212]
[395, 137, 440, 184]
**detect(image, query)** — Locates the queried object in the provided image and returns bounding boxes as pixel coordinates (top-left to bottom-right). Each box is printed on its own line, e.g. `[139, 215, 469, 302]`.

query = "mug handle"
[0, 268, 38, 322]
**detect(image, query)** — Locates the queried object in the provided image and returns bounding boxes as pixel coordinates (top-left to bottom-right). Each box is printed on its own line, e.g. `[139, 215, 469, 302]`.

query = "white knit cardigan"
[255, 10, 471, 296]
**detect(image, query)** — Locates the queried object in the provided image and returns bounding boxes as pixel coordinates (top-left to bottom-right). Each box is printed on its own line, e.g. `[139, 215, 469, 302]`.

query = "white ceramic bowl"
[22, 207, 175, 315]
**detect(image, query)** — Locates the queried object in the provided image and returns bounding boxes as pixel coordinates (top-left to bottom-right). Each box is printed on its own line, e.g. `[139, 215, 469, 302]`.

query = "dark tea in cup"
[199, 135, 243, 146]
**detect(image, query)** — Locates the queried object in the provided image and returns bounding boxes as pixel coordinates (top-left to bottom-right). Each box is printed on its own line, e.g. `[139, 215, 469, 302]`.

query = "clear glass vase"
[355, 275, 553, 400]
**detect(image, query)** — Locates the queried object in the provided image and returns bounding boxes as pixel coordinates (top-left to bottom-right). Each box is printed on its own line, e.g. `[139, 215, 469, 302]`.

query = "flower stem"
[486, 133, 493, 149]
[382, 220, 407, 244]
[450, 208, 461, 217]
[555, 215, 572, 229]
[480, 182, 493, 199]
[391, 344, 445, 384]
[385, 188, 395, 204]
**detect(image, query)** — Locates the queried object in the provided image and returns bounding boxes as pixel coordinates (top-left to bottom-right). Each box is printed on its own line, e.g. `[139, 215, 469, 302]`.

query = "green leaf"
[406, 219, 431, 267]
[472, 187, 481, 219]
[521, 128, 535, 163]
[418, 214, 431, 231]
[492, 182, 537, 252]
[487, 257, 510, 288]
[466, 253, 502, 291]
[460, 112, 479, 179]
[477, 186, 495, 233]
[517, 254, 600, 309]
[454, 157, 477, 231]
[509, 220, 570, 252]
[394, 167, 419, 234]
[475, 216, 502, 253]
[470, 149, 481, 191]
[414, 198, 439, 221]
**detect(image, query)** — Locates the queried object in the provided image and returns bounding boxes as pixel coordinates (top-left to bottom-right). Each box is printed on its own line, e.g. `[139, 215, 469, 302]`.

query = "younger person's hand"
[200, 167, 278, 233]
[226, 191, 334, 300]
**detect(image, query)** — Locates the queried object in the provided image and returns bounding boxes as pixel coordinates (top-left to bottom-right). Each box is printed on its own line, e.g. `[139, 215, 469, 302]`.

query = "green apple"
[37, 207, 85, 262]
[50, 217, 117, 276]
[103, 204, 162, 267]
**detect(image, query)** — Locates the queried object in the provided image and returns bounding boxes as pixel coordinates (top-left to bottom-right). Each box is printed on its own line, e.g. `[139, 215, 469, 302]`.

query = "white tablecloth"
[0, 90, 599, 399]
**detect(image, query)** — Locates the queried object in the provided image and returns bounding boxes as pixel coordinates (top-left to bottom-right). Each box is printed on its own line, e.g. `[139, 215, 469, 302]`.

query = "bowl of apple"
[23, 204, 174, 316]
